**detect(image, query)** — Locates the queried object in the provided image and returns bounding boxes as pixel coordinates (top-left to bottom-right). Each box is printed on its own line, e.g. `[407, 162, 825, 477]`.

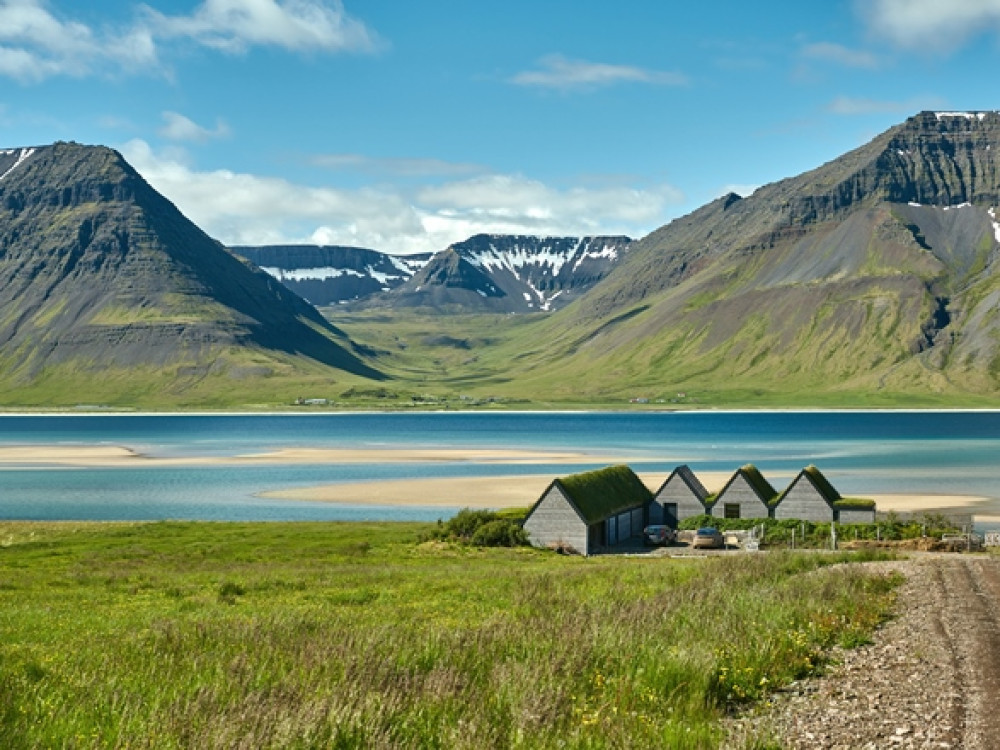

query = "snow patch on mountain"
[0, 148, 35, 181]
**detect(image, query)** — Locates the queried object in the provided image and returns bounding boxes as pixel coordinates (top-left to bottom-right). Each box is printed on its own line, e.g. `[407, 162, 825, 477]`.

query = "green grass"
[0, 521, 902, 748]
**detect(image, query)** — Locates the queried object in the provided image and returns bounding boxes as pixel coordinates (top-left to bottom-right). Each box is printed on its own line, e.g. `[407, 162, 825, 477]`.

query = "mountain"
[230, 245, 430, 306]
[499, 112, 1000, 403]
[0, 142, 382, 404]
[366, 234, 632, 313]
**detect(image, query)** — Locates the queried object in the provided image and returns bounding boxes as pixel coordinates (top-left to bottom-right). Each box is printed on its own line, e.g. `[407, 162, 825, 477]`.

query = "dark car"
[691, 527, 725, 549]
[643, 524, 676, 546]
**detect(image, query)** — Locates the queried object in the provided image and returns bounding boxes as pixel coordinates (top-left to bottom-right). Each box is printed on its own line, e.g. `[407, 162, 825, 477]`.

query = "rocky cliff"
[366, 234, 632, 313]
[0, 142, 381, 398]
[231, 245, 430, 306]
[524, 112, 1000, 401]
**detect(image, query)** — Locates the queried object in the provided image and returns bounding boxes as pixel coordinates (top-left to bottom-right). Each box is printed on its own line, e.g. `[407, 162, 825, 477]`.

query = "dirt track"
[728, 554, 1000, 749]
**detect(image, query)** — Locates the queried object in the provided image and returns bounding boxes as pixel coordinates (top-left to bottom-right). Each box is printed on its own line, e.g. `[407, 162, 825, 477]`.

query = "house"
[651, 465, 711, 527]
[522, 464, 653, 555]
[712, 464, 779, 520]
[773, 465, 877, 523]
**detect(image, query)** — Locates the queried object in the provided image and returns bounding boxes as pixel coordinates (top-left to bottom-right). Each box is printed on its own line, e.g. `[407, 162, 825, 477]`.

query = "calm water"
[1, 411, 998, 522]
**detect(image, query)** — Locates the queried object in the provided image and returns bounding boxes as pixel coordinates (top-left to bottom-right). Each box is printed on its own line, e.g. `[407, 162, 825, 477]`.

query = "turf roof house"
[651, 465, 711, 526]
[773, 465, 876, 523]
[522, 465, 653, 555]
[711, 464, 780, 520]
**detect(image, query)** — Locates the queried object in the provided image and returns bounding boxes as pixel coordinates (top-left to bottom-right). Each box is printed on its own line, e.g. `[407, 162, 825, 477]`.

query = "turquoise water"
[1, 411, 998, 521]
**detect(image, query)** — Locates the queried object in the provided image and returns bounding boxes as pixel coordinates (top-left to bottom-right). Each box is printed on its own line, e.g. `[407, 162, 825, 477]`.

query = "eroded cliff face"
[533, 112, 1000, 398]
[362, 234, 633, 313]
[0, 142, 382, 382]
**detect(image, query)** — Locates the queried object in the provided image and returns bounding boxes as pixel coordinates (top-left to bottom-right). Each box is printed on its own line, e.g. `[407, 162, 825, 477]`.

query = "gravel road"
[726, 554, 1000, 749]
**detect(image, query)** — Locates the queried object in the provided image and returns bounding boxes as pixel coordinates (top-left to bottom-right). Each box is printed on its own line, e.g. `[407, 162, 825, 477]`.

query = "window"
[724, 503, 741, 519]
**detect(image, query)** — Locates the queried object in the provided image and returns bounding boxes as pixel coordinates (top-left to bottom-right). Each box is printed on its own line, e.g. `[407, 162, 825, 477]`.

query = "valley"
[7, 112, 1000, 409]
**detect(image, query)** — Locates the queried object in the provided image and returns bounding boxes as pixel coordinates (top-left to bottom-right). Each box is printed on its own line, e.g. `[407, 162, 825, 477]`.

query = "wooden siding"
[654, 468, 710, 525]
[773, 475, 835, 522]
[523, 485, 589, 554]
[714, 474, 772, 520]
[838, 507, 876, 524]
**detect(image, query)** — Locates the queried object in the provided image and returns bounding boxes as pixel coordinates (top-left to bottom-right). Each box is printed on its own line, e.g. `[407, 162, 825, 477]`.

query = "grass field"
[0, 522, 901, 748]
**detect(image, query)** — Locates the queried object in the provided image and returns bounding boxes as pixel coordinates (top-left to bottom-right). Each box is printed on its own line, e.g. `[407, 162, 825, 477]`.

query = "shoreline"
[2, 407, 1000, 417]
[0, 445, 636, 467]
[2, 444, 995, 520]
[261, 472, 995, 517]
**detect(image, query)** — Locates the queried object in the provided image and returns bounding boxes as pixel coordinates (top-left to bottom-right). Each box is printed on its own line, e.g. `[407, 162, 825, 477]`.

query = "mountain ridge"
[479, 111, 1000, 402]
[0, 141, 382, 404]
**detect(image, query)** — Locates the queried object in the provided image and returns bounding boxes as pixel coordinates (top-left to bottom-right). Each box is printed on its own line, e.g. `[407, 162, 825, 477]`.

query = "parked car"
[643, 524, 676, 546]
[692, 527, 725, 549]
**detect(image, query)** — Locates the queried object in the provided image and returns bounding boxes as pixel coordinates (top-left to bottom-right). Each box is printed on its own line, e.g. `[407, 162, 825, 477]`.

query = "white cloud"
[859, 0, 1000, 51]
[121, 140, 682, 254]
[141, 0, 378, 54]
[511, 54, 688, 91]
[827, 95, 947, 115]
[0, 0, 377, 83]
[159, 111, 231, 143]
[0, 0, 158, 82]
[800, 42, 879, 69]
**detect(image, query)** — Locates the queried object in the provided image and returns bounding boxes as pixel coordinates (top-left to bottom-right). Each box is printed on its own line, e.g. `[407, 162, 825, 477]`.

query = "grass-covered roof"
[801, 464, 840, 502]
[555, 464, 653, 525]
[832, 497, 877, 509]
[738, 464, 779, 504]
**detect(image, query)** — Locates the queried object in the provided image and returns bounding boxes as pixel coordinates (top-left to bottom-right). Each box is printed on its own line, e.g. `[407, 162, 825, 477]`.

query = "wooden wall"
[773, 476, 834, 522]
[523, 485, 589, 554]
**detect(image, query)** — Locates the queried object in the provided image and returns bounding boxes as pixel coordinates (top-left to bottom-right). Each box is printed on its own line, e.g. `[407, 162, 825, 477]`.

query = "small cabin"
[773, 465, 876, 523]
[522, 465, 653, 556]
[711, 464, 778, 520]
[651, 465, 711, 527]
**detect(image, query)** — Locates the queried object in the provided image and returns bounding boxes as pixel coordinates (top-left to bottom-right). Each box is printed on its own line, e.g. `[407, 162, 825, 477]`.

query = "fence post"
[831, 522, 838, 551]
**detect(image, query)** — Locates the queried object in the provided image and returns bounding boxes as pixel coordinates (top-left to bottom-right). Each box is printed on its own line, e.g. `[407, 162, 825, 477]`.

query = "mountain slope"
[0, 142, 382, 403]
[231, 244, 430, 306]
[366, 234, 632, 313]
[484, 112, 1000, 403]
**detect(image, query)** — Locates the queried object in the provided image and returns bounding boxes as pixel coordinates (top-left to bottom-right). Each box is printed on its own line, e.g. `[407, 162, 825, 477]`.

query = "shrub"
[425, 508, 529, 547]
[470, 519, 528, 547]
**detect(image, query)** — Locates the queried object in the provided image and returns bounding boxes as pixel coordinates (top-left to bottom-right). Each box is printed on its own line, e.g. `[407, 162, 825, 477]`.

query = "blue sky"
[2, 0, 1000, 254]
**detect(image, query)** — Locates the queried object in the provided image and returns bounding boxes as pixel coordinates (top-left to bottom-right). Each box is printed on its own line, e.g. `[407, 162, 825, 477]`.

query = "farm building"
[711, 464, 779, 520]
[773, 465, 877, 523]
[522, 464, 653, 555]
[651, 465, 711, 527]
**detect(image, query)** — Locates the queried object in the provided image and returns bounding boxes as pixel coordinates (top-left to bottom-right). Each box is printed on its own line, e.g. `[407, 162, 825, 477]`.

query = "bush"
[424, 508, 529, 547]
[470, 519, 528, 547]
[679, 512, 963, 548]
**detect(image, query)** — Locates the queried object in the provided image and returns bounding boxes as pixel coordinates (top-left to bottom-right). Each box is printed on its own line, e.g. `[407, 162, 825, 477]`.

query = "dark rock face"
[366, 234, 632, 313]
[0, 142, 382, 382]
[231, 245, 430, 306]
[552, 111, 1000, 394]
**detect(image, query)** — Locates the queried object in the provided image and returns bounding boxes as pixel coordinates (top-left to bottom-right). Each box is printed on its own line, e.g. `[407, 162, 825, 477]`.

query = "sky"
[2, 0, 1000, 255]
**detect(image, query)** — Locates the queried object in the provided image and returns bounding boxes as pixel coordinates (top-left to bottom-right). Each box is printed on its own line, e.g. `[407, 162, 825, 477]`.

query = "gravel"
[725, 555, 1000, 749]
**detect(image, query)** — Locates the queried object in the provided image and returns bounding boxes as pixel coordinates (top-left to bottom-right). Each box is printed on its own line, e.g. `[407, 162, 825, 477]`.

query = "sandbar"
[0, 445, 626, 467]
[263, 473, 994, 517]
[261, 472, 737, 508]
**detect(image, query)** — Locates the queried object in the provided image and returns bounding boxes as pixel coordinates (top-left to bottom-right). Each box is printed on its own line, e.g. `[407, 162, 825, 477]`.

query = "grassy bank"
[0, 522, 900, 748]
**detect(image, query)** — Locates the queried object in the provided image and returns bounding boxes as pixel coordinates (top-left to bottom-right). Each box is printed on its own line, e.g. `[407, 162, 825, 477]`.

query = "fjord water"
[1, 411, 998, 521]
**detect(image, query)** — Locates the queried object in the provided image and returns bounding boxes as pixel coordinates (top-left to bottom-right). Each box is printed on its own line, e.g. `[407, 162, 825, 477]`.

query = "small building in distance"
[712, 464, 779, 520]
[651, 465, 711, 527]
[773, 465, 877, 523]
[522, 464, 653, 555]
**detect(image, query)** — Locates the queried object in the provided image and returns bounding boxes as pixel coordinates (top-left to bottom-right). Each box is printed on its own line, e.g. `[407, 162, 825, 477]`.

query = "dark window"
[724, 503, 741, 519]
